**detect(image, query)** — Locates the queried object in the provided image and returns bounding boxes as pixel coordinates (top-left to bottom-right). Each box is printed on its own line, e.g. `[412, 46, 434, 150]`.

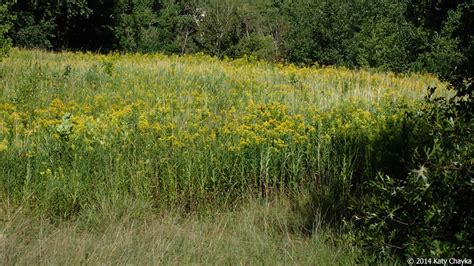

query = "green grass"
[1, 198, 365, 265]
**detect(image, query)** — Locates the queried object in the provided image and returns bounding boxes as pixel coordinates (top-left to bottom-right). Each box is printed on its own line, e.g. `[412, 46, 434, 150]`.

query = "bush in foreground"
[350, 89, 473, 260]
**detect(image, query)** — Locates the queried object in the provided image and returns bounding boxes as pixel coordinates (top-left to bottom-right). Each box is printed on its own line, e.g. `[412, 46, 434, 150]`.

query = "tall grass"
[0, 49, 447, 220]
[1, 198, 367, 265]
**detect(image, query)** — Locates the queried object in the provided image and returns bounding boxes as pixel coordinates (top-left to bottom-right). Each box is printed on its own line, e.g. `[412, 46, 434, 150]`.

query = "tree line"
[0, 0, 471, 76]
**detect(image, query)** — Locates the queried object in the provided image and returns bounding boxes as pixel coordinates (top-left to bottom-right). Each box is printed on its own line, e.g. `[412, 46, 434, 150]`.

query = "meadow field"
[0, 49, 447, 263]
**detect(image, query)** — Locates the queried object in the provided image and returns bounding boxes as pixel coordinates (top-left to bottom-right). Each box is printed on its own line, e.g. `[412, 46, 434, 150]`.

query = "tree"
[285, 0, 357, 66]
[9, 0, 92, 50]
[197, 0, 280, 59]
[0, 2, 13, 58]
[350, 1, 422, 72]
[113, 0, 159, 52]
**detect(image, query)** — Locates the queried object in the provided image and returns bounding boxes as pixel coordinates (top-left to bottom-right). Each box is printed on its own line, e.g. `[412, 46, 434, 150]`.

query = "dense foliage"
[3, 0, 472, 76]
[0, 2, 12, 59]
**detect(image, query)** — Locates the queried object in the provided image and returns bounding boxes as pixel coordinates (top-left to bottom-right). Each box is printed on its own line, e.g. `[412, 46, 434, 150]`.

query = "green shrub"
[233, 34, 277, 61]
[350, 91, 473, 259]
